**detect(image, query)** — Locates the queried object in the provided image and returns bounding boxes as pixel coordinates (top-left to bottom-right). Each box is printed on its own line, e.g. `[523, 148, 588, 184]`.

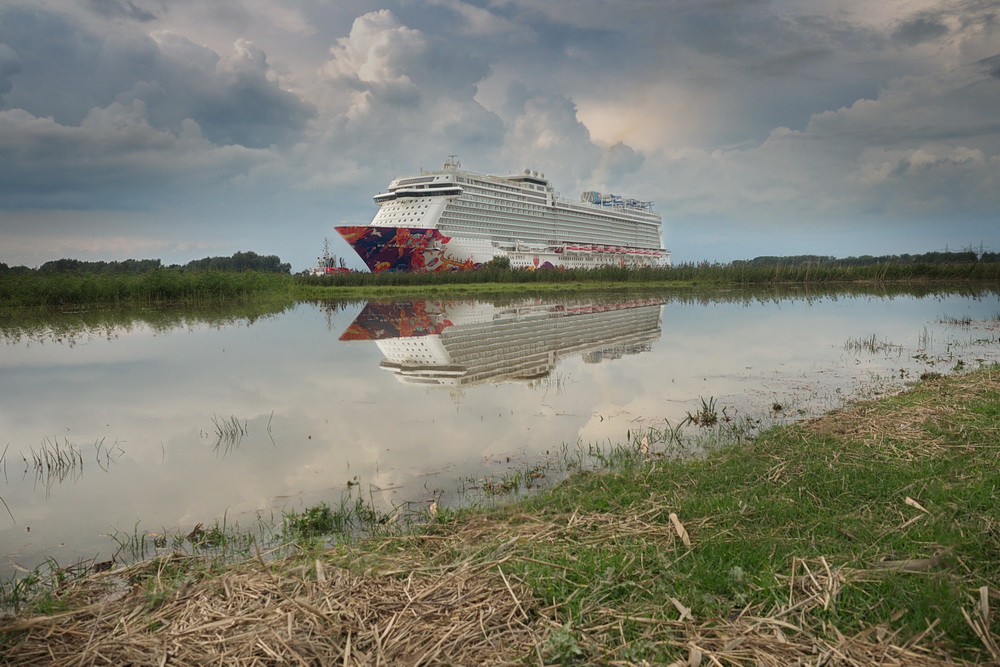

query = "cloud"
[892, 13, 950, 45]
[0, 5, 314, 212]
[0, 6, 313, 148]
[310, 10, 504, 177]
[852, 146, 999, 216]
[504, 90, 600, 182]
[86, 0, 157, 22]
[640, 53, 1000, 228]
[0, 44, 19, 99]
[0, 106, 281, 209]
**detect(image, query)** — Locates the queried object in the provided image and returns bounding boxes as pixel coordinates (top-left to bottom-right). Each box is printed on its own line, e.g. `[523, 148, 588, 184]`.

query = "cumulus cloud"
[309, 10, 505, 177]
[0, 4, 314, 213]
[0, 106, 280, 209]
[321, 11, 426, 109]
[641, 53, 1000, 230]
[0, 6, 312, 148]
[504, 91, 600, 181]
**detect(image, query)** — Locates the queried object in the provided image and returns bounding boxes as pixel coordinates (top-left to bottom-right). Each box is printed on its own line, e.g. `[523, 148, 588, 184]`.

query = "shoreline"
[2, 365, 998, 664]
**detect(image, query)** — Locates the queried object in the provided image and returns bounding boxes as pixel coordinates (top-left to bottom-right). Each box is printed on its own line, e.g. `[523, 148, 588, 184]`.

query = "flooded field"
[2, 286, 999, 579]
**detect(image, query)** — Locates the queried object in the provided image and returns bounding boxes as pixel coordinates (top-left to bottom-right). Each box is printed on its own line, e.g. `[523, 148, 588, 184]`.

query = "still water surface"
[2, 288, 999, 578]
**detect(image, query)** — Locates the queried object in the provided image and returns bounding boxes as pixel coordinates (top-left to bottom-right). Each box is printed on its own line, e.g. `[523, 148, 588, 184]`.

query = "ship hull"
[336, 225, 663, 273]
[335, 225, 479, 273]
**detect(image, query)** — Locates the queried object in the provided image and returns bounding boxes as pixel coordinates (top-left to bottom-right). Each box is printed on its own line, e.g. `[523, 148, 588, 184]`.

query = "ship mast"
[443, 155, 461, 171]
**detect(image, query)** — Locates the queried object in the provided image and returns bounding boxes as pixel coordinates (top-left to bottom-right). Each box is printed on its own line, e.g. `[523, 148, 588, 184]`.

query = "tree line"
[2, 249, 997, 278]
[732, 250, 998, 267]
[0, 251, 291, 275]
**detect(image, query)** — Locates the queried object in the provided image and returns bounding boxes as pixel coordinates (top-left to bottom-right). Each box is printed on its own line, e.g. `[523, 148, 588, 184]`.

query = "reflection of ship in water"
[340, 299, 665, 387]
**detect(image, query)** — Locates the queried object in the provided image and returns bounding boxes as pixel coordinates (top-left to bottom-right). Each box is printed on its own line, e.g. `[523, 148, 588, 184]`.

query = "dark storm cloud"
[0, 107, 280, 209]
[0, 5, 313, 148]
[977, 53, 1000, 80]
[0, 3, 313, 213]
[0, 44, 19, 98]
[892, 14, 950, 45]
[674, 2, 803, 61]
[751, 48, 834, 77]
[86, 0, 157, 22]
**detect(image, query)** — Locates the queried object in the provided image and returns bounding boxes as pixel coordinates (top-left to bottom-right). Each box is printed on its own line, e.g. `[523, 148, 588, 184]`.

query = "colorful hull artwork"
[339, 301, 454, 341]
[334, 226, 478, 273]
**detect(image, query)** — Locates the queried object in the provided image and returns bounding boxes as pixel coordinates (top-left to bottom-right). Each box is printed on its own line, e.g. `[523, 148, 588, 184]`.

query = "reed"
[844, 333, 904, 355]
[4, 261, 1000, 308]
[211, 414, 247, 452]
[938, 314, 974, 327]
[24, 438, 84, 486]
[295, 259, 1000, 291]
[0, 270, 295, 308]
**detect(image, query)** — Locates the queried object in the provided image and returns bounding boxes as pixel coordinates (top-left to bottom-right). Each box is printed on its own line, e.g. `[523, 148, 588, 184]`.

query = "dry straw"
[4, 514, 996, 664]
[1, 551, 539, 665]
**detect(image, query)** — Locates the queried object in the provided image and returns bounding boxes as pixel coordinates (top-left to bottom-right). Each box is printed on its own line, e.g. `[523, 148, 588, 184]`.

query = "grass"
[211, 414, 248, 452]
[844, 333, 905, 356]
[1, 366, 997, 663]
[295, 260, 1000, 291]
[0, 270, 296, 308]
[4, 261, 1000, 308]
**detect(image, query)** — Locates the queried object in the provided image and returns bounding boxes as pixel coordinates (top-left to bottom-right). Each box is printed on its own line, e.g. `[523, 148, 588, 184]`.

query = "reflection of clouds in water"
[575, 297, 1000, 444]
[2, 292, 999, 576]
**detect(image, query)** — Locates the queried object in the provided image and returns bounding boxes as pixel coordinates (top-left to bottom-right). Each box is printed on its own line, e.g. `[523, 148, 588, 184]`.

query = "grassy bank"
[0, 270, 295, 308]
[2, 367, 998, 664]
[298, 260, 1000, 291]
[4, 261, 999, 308]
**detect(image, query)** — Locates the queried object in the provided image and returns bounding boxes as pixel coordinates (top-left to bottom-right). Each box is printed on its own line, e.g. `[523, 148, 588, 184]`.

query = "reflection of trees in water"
[0, 301, 298, 345]
[664, 284, 1000, 306]
[315, 299, 367, 331]
[329, 283, 998, 317]
[5, 285, 996, 345]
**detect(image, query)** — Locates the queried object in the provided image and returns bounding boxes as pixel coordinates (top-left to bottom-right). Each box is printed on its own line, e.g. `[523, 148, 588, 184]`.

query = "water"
[2, 287, 999, 578]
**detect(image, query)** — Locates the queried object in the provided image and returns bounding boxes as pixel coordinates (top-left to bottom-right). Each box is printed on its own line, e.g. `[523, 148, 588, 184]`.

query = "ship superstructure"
[336, 157, 669, 272]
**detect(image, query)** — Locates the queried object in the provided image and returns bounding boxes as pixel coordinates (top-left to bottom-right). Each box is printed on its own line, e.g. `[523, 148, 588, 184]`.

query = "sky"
[0, 0, 998, 272]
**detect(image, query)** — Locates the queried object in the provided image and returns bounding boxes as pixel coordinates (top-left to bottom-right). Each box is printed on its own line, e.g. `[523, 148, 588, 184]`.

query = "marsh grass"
[25, 438, 83, 477]
[939, 315, 975, 328]
[2, 439, 123, 499]
[0, 270, 295, 308]
[211, 414, 248, 452]
[296, 260, 1000, 291]
[5, 261, 1000, 308]
[2, 368, 999, 664]
[845, 333, 904, 356]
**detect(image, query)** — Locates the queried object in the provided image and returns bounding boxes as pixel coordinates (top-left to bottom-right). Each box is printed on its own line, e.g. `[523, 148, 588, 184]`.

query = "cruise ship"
[339, 298, 665, 388]
[336, 157, 669, 272]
